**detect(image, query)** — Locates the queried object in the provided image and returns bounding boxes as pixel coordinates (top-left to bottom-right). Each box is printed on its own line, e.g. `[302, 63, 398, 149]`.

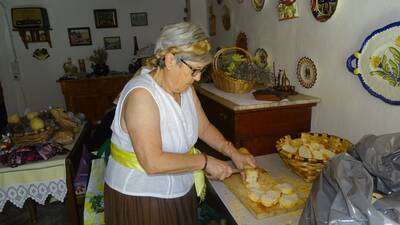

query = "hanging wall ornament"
[346, 21, 400, 105]
[222, 5, 231, 31]
[278, 0, 299, 21]
[254, 48, 268, 69]
[236, 32, 248, 51]
[311, 0, 338, 22]
[252, 0, 265, 12]
[33, 48, 50, 61]
[297, 57, 317, 88]
[209, 5, 216, 36]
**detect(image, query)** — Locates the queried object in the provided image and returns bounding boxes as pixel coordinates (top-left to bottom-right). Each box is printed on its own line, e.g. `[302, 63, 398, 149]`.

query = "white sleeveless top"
[105, 68, 199, 198]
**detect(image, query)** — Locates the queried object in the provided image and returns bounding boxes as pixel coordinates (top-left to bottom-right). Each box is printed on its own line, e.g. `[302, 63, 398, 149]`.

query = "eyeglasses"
[180, 59, 206, 77]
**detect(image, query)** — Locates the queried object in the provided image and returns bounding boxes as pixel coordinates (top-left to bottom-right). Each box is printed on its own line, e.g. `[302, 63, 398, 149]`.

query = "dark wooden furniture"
[0, 82, 7, 132]
[195, 84, 319, 156]
[58, 75, 132, 124]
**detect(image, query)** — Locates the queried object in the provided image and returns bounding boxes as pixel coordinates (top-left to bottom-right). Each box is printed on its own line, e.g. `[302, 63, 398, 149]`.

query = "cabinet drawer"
[235, 106, 312, 138]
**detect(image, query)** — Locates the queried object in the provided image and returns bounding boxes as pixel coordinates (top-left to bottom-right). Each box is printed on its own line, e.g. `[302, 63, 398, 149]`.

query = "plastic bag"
[349, 133, 400, 195]
[299, 153, 399, 225]
[374, 195, 400, 223]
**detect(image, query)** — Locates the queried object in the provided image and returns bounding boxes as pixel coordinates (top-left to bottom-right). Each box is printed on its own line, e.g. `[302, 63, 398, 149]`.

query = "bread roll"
[279, 193, 299, 209]
[298, 146, 312, 159]
[260, 190, 281, 207]
[274, 183, 294, 195]
[245, 169, 259, 185]
[311, 149, 324, 160]
[322, 149, 335, 160]
[248, 188, 263, 202]
[282, 144, 297, 154]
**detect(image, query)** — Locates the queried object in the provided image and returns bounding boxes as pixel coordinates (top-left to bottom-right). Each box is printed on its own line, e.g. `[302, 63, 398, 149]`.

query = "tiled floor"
[0, 201, 69, 225]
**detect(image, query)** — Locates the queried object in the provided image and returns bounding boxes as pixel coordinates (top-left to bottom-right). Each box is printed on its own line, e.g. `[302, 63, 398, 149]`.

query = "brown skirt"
[104, 183, 198, 225]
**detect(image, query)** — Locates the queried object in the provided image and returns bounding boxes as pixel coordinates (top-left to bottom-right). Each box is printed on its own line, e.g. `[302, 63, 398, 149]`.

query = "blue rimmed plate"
[347, 21, 400, 105]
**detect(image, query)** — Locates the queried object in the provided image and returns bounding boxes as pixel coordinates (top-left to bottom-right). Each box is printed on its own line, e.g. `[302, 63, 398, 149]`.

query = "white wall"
[209, 0, 400, 143]
[190, 0, 208, 36]
[0, 5, 26, 115]
[0, 0, 185, 114]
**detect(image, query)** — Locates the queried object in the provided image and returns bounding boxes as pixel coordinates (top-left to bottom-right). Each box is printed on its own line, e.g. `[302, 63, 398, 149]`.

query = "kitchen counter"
[208, 154, 311, 225]
[195, 83, 320, 155]
[196, 83, 320, 111]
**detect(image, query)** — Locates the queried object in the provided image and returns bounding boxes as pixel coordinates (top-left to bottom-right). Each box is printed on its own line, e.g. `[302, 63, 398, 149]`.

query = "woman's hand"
[231, 150, 257, 170]
[204, 156, 233, 180]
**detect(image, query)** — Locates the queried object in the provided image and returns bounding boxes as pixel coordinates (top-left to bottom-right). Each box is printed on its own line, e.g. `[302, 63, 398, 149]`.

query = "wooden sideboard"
[58, 75, 132, 123]
[195, 83, 320, 157]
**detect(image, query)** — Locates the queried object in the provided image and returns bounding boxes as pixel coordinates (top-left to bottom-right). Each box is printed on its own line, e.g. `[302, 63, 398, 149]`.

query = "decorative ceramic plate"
[311, 0, 338, 22]
[222, 5, 231, 31]
[252, 0, 265, 12]
[236, 32, 248, 50]
[278, 0, 299, 21]
[254, 48, 269, 69]
[297, 57, 317, 88]
[347, 21, 400, 105]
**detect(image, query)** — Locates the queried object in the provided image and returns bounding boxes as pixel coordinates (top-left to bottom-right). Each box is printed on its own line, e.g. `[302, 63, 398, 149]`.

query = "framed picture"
[104, 36, 121, 50]
[130, 12, 148, 26]
[68, 27, 92, 46]
[94, 9, 118, 28]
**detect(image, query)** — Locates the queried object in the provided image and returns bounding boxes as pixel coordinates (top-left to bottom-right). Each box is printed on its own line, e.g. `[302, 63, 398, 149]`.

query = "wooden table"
[0, 123, 91, 225]
[208, 154, 309, 225]
[195, 83, 320, 156]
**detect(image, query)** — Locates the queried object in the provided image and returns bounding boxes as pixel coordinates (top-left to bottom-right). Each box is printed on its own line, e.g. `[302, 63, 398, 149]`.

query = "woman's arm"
[191, 87, 235, 157]
[121, 88, 232, 179]
[191, 87, 256, 169]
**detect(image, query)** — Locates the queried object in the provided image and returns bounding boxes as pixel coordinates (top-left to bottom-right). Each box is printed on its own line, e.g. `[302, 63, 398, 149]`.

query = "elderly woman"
[104, 22, 256, 225]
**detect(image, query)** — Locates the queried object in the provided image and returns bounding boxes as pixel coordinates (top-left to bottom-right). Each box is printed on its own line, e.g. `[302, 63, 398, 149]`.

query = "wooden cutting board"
[223, 170, 312, 220]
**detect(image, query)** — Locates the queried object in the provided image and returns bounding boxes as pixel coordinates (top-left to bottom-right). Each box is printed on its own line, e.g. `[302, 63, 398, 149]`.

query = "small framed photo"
[104, 36, 121, 50]
[68, 27, 92, 46]
[130, 12, 148, 26]
[94, 9, 118, 28]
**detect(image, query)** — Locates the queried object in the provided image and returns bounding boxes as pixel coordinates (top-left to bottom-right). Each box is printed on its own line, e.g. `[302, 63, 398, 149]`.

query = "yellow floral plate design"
[347, 21, 400, 105]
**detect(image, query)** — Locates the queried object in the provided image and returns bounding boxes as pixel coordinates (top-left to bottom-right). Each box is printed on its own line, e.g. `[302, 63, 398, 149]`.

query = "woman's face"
[164, 53, 208, 93]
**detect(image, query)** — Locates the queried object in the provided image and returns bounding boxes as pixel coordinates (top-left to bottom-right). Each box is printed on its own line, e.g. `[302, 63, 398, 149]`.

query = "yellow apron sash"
[110, 143, 206, 200]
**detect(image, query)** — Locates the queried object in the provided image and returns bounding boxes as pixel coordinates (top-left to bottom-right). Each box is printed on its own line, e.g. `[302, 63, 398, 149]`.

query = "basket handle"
[213, 47, 252, 71]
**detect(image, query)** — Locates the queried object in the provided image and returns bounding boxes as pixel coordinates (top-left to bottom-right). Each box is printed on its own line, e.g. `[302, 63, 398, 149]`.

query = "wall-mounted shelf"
[13, 27, 52, 49]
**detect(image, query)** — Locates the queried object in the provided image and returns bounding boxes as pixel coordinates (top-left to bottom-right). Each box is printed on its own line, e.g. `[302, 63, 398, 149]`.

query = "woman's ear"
[164, 53, 176, 70]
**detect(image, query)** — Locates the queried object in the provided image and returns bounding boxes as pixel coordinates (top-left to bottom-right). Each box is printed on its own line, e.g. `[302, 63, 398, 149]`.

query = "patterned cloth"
[84, 158, 106, 225]
[0, 154, 68, 212]
[0, 179, 67, 210]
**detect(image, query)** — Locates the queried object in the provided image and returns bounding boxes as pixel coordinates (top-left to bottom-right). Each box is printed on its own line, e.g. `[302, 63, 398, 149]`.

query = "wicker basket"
[276, 133, 353, 182]
[12, 127, 54, 147]
[211, 47, 255, 94]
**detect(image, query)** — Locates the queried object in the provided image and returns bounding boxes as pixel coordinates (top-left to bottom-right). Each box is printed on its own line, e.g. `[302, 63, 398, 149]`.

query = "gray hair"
[153, 22, 212, 66]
